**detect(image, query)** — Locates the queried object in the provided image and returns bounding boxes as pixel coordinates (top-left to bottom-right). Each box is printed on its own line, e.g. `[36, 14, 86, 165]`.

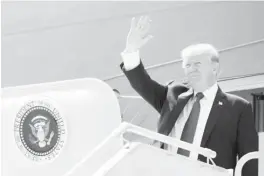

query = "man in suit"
[119, 16, 258, 176]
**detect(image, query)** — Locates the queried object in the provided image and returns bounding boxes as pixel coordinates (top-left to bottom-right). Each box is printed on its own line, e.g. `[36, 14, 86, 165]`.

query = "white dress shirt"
[168, 83, 218, 160]
[121, 50, 218, 160]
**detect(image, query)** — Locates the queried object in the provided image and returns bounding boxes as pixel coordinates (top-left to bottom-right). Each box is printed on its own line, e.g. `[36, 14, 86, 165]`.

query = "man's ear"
[212, 62, 220, 76]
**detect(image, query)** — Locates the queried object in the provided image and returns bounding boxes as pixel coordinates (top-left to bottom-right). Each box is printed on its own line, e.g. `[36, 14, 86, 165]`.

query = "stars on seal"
[14, 100, 66, 162]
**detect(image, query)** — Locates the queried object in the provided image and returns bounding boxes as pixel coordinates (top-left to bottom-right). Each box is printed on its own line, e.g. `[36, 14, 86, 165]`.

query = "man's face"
[183, 53, 216, 88]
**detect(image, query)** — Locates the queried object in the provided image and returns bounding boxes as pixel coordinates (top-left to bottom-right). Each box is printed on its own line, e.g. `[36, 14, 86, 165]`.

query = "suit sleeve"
[237, 102, 258, 176]
[120, 61, 167, 113]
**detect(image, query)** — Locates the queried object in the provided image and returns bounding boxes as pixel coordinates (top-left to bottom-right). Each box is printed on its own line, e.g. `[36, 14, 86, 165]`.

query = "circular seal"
[14, 100, 66, 162]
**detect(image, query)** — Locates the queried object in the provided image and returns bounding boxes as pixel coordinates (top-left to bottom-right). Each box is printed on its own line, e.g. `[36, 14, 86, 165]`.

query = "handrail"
[114, 72, 264, 100]
[62, 122, 216, 176]
[234, 151, 259, 176]
[104, 38, 264, 82]
[122, 122, 216, 159]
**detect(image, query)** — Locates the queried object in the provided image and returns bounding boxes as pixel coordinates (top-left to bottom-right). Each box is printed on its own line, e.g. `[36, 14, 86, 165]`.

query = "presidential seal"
[14, 100, 66, 162]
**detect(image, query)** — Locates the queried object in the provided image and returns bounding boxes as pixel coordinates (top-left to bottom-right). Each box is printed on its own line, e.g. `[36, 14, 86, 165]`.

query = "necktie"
[177, 92, 204, 157]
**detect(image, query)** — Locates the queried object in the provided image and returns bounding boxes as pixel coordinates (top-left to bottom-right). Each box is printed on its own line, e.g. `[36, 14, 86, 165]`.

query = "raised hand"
[125, 16, 153, 52]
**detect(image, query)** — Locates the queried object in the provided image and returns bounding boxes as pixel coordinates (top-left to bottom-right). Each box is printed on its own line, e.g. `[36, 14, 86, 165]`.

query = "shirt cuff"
[120, 50, 140, 71]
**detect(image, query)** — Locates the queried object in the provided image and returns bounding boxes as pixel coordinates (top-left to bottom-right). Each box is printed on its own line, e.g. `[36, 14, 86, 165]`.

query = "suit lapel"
[158, 93, 193, 136]
[201, 87, 226, 147]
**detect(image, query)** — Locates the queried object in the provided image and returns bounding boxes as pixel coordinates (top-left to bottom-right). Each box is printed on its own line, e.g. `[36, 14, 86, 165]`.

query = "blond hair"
[181, 43, 219, 68]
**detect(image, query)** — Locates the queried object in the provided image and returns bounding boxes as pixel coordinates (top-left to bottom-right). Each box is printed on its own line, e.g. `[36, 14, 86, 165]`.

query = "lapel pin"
[218, 101, 223, 105]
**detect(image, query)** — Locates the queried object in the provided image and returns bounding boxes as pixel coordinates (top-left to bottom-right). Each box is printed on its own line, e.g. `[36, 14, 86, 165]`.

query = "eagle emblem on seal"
[28, 116, 55, 148]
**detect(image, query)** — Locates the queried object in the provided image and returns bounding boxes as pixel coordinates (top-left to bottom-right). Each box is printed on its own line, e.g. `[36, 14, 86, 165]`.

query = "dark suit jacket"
[121, 61, 258, 176]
